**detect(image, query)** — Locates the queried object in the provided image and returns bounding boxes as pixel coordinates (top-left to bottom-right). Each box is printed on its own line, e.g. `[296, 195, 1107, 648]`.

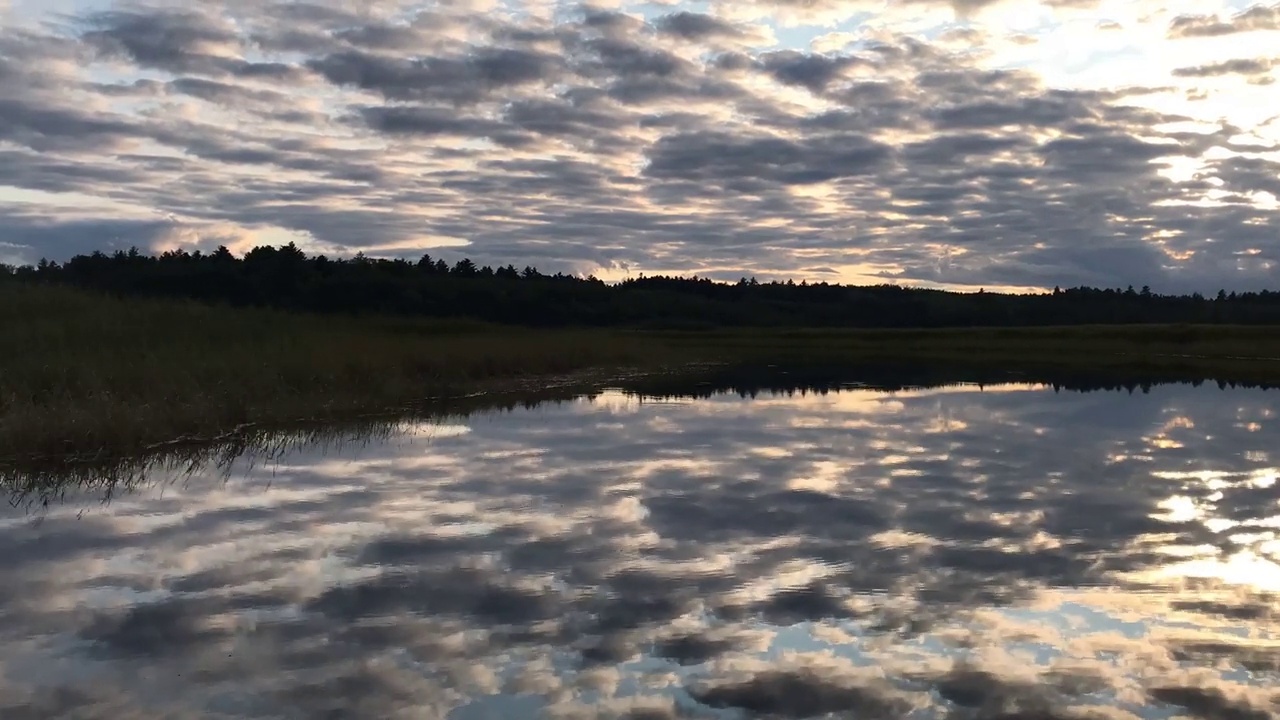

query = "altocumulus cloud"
[0, 0, 1278, 292]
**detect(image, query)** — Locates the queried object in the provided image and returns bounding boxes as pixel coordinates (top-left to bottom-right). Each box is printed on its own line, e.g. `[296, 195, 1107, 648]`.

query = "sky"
[1, 0, 1278, 292]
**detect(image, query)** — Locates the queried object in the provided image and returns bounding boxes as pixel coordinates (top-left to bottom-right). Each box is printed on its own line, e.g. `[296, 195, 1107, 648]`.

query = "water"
[3, 372, 1280, 719]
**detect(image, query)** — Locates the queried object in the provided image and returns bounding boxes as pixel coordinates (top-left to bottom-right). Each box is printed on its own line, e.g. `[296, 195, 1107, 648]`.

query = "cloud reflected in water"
[1, 378, 1279, 718]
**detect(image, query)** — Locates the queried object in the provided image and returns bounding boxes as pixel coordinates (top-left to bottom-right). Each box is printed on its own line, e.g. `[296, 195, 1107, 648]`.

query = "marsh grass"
[4, 416, 433, 510]
[1, 284, 670, 467]
[5, 282, 1280, 475]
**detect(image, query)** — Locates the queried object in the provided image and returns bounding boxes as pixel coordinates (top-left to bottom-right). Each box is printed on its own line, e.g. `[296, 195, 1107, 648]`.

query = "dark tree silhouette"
[5, 245, 1280, 328]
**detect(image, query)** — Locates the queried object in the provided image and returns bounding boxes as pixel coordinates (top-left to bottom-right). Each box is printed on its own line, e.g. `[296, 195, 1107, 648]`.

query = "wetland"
[3, 368, 1280, 719]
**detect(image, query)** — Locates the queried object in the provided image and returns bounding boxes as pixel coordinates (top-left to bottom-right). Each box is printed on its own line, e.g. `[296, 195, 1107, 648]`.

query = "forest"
[5, 243, 1280, 328]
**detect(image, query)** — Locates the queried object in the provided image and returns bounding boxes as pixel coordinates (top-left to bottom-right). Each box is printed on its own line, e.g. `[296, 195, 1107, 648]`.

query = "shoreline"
[5, 358, 1279, 499]
[6, 283, 1280, 478]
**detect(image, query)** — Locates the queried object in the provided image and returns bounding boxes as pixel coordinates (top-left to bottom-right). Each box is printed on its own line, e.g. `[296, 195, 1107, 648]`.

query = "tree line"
[5, 244, 1280, 328]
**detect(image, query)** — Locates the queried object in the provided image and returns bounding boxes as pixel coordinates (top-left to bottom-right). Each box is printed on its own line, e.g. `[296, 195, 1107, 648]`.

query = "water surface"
[3, 375, 1280, 719]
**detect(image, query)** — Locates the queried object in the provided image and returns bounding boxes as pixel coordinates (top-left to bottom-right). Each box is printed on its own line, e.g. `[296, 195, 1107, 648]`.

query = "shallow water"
[3, 375, 1280, 719]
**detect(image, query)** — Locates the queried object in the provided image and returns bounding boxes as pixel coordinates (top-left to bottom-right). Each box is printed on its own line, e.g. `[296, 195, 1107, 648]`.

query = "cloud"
[356, 104, 523, 143]
[306, 46, 565, 104]
[80, 9, 239, 74]
[79, 9, 305, 80]
[644, 129, 892, 185]
[0, 0, 1277, 292]
[757, 50, 867, 92]
[654, 11, 747, 41]
[1168, 3, 1280, 38]
[0, 211, 170, 261]
[1172, 57, 1278, 78]
[690, 667, 914, 718]
[0, 98, 139, 152]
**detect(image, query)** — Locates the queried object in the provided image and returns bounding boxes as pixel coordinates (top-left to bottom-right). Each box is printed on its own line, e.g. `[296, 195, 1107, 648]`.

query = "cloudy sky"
[1, 0, 1278, 291]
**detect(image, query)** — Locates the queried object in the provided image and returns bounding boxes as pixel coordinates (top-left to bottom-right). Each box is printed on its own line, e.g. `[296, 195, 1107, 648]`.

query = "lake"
[2, 371, 1279, 719]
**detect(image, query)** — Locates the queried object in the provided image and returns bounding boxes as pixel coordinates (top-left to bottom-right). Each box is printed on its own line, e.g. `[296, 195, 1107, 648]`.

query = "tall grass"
[1, 284, 668, 465]
[5, 282, 1280, 472]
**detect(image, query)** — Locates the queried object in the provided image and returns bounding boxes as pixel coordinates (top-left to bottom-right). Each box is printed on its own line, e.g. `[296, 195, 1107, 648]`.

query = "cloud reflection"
[2, 377, 1280, 718]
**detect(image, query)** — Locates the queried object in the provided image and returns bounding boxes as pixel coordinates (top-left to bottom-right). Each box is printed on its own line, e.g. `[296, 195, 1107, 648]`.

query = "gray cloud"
[645, 130, 893, 185]
[0, 97, 138, 152]
[654, 12, 749, 41]
[1172, 57, 1278, 78]
[357, 105, 509, 138]
[932, 99, 1072, 129]
[80, 9, 306, 81]
[80, 9, 238, 74]
[1206, 155, 1280, 197]
[166, 77, 290, 106]
[758, 50, 866, 92]
[307, 47, 564, 104]
[1169, 3, 1280, 38]
[0, 0, 1276, 291]
[0, 212, 171, 260]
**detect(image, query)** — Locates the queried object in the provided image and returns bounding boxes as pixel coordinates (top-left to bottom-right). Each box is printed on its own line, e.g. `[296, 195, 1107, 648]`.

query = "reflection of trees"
[622, 363, 1280, 401]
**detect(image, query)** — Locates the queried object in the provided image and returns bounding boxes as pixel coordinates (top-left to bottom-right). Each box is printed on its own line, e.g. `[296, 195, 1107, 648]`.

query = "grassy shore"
[5, 282, 1280, 473]
[1, 283, 671, 467]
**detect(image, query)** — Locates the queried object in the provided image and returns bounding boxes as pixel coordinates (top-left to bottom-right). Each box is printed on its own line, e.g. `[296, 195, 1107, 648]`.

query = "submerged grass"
[5, 282, 1280, 476]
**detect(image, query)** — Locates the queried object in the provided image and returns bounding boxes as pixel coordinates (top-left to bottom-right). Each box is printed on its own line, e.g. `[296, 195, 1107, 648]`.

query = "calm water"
[3, 376, 1280, 719]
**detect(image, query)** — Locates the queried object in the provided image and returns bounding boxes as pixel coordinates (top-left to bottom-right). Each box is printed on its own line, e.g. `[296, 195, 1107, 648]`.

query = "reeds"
[4, 282, 1280, 473]
[0, 283, 667, 466]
